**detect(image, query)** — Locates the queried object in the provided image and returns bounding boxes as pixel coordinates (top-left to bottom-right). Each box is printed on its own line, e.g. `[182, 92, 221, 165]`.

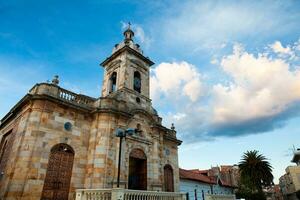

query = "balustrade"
[76, 189, 112, 200]
[30, 83, 96, 108]
[58, 88, 95, 107]
[124, 190, 184, 200]
[205, 194, 236, 200]
[75, 189, 186, 200]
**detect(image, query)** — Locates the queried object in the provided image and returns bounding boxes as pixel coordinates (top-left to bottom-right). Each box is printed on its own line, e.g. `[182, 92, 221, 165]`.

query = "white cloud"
[212, 43, 300, 124]
[173, 113, 186, 120]
[150, 61, 203, 103]
[210, 58, 219, 65]
[133, 25, 152, 48]
[269, 41, 294, 58]
[270, 41, 292, 54]
[151, 39, 300, 141]
[154, 1, 300, 51]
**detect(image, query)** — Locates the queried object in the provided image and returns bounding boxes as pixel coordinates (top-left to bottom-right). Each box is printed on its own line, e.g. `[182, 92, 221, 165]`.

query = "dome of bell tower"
[123, 22, 134, 42]
[112, 23, 143, 54]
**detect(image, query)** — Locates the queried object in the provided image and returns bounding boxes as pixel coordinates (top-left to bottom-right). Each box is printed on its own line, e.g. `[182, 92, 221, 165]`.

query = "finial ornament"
[123, 22, 134, 42]
[171, 123, 175, 130]
[51, 75, 59, 85]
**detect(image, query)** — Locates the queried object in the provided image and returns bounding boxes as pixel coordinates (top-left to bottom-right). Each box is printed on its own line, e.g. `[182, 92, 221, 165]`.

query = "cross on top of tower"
[123, 22, 134, 42]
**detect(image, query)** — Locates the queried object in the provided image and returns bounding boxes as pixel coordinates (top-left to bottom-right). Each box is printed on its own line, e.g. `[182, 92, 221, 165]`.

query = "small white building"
[180, 168, 235, 200]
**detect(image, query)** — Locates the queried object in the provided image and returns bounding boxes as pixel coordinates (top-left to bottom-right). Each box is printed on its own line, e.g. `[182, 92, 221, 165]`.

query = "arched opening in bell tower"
[128, 148, 147, 190]
[109, 72, 117, 93]
[133, 71, 141, 93]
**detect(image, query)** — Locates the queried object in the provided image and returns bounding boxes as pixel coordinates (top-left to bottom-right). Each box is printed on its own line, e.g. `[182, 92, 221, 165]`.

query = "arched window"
[133, 71, 141, 93]
[109, 72, 117, 93]
[0, 141, 7, 164]
[0, 130, 13, 176]
[0, 140, 8, 176]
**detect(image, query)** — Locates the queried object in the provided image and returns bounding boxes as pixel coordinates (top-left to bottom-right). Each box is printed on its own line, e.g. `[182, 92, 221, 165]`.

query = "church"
[0, 26, 182, 200]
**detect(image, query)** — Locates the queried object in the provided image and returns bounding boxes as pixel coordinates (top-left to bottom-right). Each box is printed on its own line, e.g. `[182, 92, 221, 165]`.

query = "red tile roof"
[179, 168, 235, 188]
[218, 178, 233, 187]
[196, 169, 209, 174]
[179, 168, 215, 184]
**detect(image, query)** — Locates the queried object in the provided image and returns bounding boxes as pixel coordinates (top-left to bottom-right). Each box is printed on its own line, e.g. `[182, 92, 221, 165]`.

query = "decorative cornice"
[100, 45, 154, 67]
[163, 134, 182, 145]
[126, 135, 153, 145]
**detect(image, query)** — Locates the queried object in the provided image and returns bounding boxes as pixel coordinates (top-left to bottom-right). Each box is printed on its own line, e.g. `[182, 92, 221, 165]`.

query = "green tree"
[238, 150, 274, 200]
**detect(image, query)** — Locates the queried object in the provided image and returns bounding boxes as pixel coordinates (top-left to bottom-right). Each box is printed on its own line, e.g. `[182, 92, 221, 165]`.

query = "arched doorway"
[41, 143, 74, 200]
[164, 164, 174, 192]
[128, 148, 147, 190]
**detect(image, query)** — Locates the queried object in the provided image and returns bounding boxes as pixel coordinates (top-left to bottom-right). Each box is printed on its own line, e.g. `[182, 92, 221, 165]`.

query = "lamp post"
[115, 128, 136, 188]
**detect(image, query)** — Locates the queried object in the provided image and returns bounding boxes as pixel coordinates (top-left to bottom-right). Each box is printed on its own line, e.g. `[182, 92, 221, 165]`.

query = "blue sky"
[1, 0, 300, 183]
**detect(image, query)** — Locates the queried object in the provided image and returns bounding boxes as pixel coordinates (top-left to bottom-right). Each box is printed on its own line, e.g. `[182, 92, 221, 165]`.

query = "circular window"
[165, 149, 170, 156]
[64, 122, 72, 131]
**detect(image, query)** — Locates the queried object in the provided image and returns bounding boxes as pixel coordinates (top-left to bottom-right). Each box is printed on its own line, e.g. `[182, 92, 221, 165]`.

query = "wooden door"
[164, 165, 174, 192]
[128, 148, 147, 190]
[128, 157, 147, 190]
[41, 144, 74, 200]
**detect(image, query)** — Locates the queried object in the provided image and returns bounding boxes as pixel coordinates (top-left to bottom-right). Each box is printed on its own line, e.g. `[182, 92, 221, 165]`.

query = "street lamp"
[115, 128, 137, 187]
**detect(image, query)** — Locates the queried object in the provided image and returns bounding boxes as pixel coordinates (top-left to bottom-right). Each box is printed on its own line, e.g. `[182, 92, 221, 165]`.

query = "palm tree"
[239, 150, 273, 192]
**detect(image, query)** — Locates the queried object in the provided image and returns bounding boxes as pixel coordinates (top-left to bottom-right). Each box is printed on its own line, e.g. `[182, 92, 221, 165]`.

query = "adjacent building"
[264, 185, 284, 200]
[0, 26, 182, 199]
[279, 149, 300, 200]
[219, 165, 240, 188]
[198, 165, 240, 188]
[179, 168, 236, 200]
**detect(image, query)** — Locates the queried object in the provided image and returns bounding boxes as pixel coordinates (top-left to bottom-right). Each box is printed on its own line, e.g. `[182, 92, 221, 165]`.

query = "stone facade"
[279, 149, 300, 200]
[280, 166, 300, 200]
[0, 26, 181, 200]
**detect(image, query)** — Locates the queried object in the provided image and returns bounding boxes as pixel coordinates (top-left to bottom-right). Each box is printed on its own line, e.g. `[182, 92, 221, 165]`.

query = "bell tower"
[100, 24, 154, 108]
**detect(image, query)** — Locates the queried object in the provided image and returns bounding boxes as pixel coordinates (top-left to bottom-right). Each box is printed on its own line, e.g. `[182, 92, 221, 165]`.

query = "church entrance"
[41, 144, 74, 200]
[164, 164, 174, 192]
[128, 148, 147, 190]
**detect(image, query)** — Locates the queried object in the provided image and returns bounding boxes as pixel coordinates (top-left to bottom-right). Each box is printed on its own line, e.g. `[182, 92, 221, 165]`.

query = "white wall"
[180, 179, 234, 200]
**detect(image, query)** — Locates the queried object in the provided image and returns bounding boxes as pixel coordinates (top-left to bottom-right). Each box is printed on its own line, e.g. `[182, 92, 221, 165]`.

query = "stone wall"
[85, 110, 181, 192]
[0, 99, 92, 200]
[0, 104, 31, 199]
[84, 112, 118, 189]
